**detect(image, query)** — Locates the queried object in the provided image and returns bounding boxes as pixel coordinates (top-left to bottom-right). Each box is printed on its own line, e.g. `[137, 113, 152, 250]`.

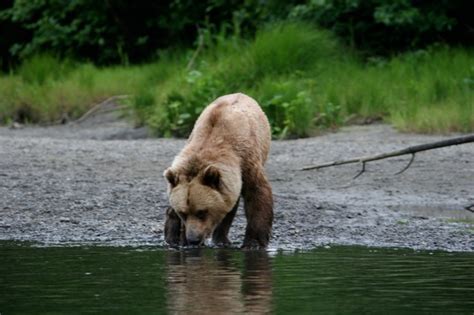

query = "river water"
[1, 243, 473, 314]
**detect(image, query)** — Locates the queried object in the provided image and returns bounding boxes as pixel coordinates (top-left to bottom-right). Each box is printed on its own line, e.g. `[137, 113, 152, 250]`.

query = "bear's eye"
[195, 210, 208, 220]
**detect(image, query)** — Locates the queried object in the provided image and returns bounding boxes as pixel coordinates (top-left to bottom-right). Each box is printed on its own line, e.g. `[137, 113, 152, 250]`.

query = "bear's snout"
[186, 228, 203, 246]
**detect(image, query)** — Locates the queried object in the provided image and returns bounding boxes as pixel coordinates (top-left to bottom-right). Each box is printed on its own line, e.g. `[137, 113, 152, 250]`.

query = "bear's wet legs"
[164, 207, 186, 246]
[242, 170, 273, 248]
[212, 197, 240, 246]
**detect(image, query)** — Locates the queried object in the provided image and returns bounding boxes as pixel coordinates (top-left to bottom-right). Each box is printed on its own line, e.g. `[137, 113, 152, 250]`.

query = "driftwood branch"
[301, 134, 474, 177]
[72, 95, 130, 124]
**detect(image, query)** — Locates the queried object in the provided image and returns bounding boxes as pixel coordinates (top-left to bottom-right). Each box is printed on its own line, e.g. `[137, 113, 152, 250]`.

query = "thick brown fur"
[164, 93, 273, 248]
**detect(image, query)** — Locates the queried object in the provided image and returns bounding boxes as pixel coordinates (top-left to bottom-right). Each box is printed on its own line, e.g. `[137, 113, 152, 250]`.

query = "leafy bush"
[148, 22, 336, 137]
[2, 0, 471, 70]
[290, 0, 473, 56]
[0, 0, 300, 68]
[149, 70, 225, 137]
[254, 78, 315, 138]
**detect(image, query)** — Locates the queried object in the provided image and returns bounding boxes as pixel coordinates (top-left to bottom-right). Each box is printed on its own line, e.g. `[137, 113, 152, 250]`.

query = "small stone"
[9, 122, 24, 129]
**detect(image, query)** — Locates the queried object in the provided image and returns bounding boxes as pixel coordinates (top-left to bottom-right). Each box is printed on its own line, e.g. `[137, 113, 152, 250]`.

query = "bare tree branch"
[72, 95, 130, 124]
[301, 134, 474, 177]
[394, 153, 415, 175]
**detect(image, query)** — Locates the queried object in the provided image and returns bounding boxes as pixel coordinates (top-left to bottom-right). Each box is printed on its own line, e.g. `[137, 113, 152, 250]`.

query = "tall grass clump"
[314, 46, 474, 133]
[249, 23, 338, 78]
[387, 48, 474, 133]
[17, 54, 75, 85]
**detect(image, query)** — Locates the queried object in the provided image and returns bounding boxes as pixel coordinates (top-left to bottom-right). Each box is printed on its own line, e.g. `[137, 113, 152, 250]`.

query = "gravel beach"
[1, 112, 472, 251]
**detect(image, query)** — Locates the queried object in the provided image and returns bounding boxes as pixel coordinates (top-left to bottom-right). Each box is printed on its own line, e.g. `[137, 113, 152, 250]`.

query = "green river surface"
[1, 243, 473, 314]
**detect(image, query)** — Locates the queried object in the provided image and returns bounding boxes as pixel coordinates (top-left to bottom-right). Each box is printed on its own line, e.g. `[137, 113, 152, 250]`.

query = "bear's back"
[187, 93, 271, 165]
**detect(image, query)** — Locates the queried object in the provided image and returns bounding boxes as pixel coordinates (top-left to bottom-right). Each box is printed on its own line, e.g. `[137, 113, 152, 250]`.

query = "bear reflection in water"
[165, 249, 272, 314]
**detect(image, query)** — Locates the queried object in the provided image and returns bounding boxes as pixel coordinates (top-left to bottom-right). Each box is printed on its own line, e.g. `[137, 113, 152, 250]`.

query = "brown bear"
[163, 93, 273, 248]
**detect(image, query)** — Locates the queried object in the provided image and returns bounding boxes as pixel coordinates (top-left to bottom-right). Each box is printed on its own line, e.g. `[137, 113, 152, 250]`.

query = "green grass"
[1, 22, 473, 136]
[319, 48, 474, 133]
[0, 53, 185, 124]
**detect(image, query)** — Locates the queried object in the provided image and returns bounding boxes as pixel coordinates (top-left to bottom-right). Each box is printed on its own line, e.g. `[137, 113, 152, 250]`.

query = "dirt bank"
[0, 113, 473, 251]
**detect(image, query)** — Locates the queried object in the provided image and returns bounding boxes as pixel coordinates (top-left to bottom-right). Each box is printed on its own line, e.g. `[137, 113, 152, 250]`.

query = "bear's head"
[164, 163, 241, 245]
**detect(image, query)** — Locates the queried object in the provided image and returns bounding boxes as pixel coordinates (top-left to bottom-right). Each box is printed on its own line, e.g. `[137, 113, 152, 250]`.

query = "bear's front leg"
[212, 197, 240, 247]
[164, 207, 186, 246]
[242, 169, 273, 248]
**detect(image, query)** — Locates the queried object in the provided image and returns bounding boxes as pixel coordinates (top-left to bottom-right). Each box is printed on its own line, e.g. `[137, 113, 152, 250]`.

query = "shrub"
[290, 0, 473, 56]
[253, 78, 316, 138]
[148, 70, 225, 137]
[148, 22, 336, 137]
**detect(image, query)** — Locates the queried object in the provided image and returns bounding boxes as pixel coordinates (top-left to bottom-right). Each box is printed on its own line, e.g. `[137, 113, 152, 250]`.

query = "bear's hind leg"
[242, 169, 273, 248]
[164, 207, 186, 247]
[212, 197, 240, 246]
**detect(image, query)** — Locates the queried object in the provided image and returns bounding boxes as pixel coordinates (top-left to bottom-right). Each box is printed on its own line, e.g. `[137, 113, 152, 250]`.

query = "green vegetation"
[145, 23, 339, 137]
[2, 1, 471, 67]
[319, 46, 474, 133]
[289, 0, 472, 56]
[1, 23, 472, 136]
[1, 1, 472, 137]
[0, 56, 150, 123]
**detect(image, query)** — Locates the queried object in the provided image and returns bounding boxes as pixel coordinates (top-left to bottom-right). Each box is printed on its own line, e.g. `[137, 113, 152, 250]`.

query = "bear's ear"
[164, 168, 178, 188]
[202, 165, 220, 190]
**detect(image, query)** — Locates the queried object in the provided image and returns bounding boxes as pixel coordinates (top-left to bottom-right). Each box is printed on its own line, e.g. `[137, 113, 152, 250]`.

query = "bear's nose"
[186, 228, 202, 246]
[186, 231, 202, 246]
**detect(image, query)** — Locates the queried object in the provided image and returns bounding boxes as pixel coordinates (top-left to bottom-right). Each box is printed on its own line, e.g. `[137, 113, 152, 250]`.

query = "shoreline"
[1, 120, 473, 252]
